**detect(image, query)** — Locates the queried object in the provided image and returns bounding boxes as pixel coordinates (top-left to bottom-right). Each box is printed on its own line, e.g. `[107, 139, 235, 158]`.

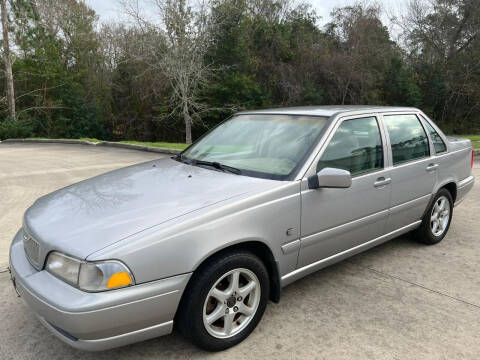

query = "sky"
[85, 0, 410, 29]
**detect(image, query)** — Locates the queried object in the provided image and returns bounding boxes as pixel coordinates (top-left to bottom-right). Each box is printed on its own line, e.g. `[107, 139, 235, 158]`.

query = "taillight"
[472, 149, 475, 168]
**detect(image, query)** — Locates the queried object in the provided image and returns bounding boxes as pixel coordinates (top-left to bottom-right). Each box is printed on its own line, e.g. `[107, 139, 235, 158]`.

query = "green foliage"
[459, 136, 480, 149]
[119, 141, 188, 150]
[383, 57, 422, 107]
[0, 0, 479, 142]
[4, 0, 105, 139]
[0, 118, 33, 139]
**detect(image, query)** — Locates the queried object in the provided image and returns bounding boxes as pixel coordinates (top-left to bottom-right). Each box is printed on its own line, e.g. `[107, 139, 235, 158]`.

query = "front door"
[298, 115, 391, 268]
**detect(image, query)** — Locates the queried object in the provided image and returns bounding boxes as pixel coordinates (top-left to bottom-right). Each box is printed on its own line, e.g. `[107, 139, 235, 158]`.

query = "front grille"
[23, 230, 40, 266]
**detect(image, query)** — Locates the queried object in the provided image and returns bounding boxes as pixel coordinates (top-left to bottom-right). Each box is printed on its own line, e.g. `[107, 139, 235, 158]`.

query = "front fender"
[87, 181, 301, 285]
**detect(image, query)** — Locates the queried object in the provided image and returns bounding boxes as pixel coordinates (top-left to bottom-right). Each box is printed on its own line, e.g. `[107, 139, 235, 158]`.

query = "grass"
[26, 137, 102, 143]
[80, 137, 102, 143]
[25, 137, 188, 150]
[22, 135, 480, 150]
[457, 135, 480, 149]
[119, 140, 188, 150]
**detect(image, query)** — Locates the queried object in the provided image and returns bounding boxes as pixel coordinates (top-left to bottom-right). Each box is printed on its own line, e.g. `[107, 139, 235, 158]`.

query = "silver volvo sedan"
[9, 106, 475, 351]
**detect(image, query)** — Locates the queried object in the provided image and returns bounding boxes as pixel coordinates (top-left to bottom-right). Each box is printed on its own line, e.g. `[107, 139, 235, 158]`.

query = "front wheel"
[413, 188, 453, 245]
[176, 250, 269, 351]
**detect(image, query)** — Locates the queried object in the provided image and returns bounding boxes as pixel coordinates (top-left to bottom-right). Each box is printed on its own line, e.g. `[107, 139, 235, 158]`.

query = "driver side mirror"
[308, 167, 352, 189]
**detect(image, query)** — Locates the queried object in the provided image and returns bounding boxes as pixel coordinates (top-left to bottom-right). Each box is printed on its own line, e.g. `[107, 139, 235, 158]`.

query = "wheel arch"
[185, 240, 281, 304]
[422, 182, 457, 218]
[434, 178, 458, 203]
[441, 182, 457, 203]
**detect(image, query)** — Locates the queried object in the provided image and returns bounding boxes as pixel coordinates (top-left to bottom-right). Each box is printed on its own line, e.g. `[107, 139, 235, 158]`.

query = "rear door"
[381, 113, 437, 231]
[297, 114, 391, 268]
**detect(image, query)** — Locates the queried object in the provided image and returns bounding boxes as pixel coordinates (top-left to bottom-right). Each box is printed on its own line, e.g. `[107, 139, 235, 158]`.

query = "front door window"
[317, 116, 384, 176]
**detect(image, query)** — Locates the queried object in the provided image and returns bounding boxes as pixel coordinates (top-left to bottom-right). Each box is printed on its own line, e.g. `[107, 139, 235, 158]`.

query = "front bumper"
[9, 230, 191, 351]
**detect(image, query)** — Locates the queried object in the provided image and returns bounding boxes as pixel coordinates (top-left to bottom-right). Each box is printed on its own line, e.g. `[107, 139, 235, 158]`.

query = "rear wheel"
[176, 250, 269, 351]
[413, 188, 453, 245]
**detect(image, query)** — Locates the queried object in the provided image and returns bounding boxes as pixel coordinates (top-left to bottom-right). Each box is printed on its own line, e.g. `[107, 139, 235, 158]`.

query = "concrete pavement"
[1, 143, 479, 359]
[0, 143, 163, 270]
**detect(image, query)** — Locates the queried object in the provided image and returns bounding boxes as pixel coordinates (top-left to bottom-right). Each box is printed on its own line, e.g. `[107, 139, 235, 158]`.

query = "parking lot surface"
[1, 143, 479, 359]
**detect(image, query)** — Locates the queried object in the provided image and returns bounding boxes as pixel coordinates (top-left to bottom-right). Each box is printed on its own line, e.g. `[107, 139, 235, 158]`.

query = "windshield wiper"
[175, 154, 242, 175]
[192, 159, 242, 175]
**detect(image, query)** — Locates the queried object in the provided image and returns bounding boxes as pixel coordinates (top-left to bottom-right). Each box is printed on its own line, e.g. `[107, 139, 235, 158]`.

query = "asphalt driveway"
[1, 143, 479, 359]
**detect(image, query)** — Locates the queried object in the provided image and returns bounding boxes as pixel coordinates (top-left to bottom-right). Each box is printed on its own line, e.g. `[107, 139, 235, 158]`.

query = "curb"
[0, 138, 182, 155]
[0, 138, 478, 157]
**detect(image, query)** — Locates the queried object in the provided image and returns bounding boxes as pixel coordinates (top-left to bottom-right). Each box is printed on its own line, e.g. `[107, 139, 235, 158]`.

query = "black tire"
[413, 188, 453, 245]
[176, 250, 270, 351]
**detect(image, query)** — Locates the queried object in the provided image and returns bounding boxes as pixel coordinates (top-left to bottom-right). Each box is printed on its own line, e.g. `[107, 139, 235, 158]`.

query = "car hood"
[23, 157, 276, 263]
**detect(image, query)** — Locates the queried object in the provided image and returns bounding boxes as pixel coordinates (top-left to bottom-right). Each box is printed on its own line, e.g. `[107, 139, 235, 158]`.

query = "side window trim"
[377, 113, 392, 169]
[313, 114, 385, 178]
[382, 112, 431, 167]
[415, 114, 435, 157]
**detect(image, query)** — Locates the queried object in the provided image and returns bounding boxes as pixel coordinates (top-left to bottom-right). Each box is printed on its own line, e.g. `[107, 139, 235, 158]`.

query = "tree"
[161, 0, 216, 144]
[0, 0, 15, 119]
[1, 0, 479, 141]
[323, 4, 397, 104]
[124, 0, 219, 144]
[397, 0, 480, 132]
[206, 0, 324, 114]
[383, 57, 422, 107]
[9, 0, 104, 138]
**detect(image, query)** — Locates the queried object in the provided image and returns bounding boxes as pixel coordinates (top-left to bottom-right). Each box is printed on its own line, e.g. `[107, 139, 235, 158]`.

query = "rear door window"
[384, 114, 430, 166]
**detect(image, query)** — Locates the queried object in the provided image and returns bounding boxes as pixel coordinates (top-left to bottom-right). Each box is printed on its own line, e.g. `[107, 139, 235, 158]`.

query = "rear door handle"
[426, 163, 439, 172]
[374, 177, 391, 188]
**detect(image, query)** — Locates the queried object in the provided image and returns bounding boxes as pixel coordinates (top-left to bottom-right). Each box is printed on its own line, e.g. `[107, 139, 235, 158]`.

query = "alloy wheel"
[202, 268, 261, 339]
[430, 195, 451, 237]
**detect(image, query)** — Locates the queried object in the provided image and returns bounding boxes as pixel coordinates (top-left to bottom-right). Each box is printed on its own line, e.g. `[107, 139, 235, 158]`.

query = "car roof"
[237, 105, 419, 117]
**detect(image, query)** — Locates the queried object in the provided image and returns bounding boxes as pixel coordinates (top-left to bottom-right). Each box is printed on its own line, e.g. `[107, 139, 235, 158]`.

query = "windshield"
[181, 114, 328, 180]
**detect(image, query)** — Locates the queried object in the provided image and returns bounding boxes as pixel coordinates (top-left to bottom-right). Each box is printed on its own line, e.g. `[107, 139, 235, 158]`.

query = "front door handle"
[374, 177, 391, 188]
[426, 163, 439, 172]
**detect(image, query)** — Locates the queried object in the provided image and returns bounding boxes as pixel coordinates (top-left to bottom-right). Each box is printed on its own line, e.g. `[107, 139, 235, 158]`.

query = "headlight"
[45, 252, 80, 286]
[78, 261, 134, 291]
[45, 252, 135, 292]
